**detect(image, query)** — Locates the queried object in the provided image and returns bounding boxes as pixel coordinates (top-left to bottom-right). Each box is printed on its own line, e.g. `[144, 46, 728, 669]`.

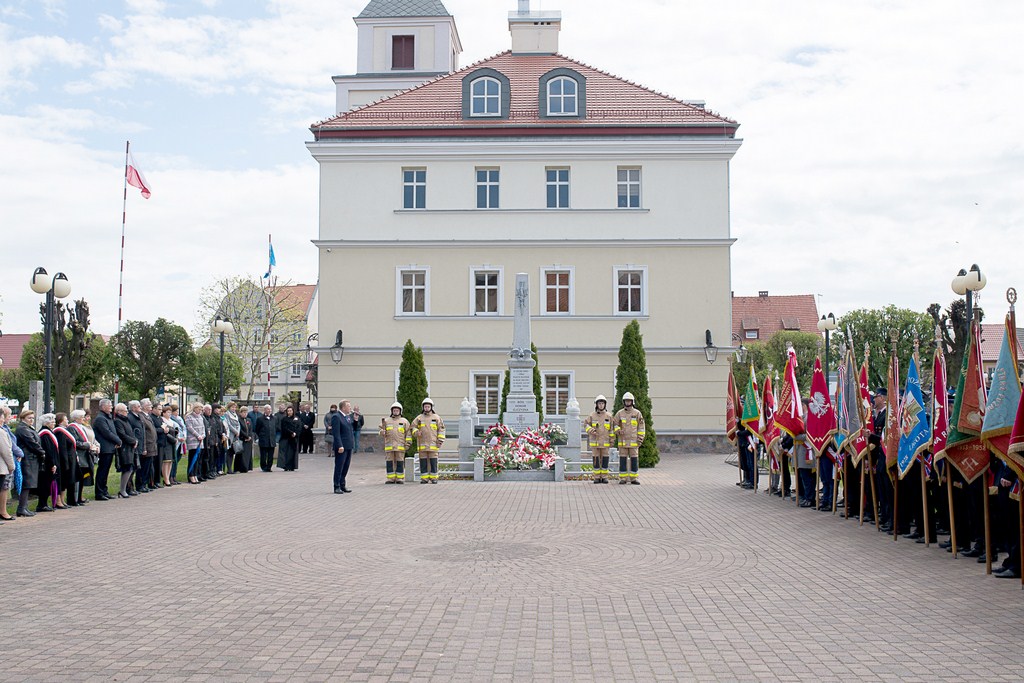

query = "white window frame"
[290, 360, 303, 378]
[539, 266, 575, 316]
[546, 76, 578, 116]
[470, 371, 502, 418]
[543, 371, 575, 417]
[545, 167, 570, 209]
[617, 167, 642, 209]
[475, 167, 500, 209]
[470, 76, 501, 117]
[394, 369, 431, 397]
[396, 265, 431, 316]
[402, 167, 426, 209]
[613, 265, 649, 316]
[468, 265, 504, 316]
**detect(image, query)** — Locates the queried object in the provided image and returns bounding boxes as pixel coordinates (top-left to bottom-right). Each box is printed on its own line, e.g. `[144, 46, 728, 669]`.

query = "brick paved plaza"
[4, 452, 1022, 681]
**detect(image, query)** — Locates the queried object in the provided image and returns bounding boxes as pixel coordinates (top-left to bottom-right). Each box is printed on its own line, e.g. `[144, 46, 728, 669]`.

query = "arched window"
[470, 77, 501, 117]
[547, 76, 577, 116]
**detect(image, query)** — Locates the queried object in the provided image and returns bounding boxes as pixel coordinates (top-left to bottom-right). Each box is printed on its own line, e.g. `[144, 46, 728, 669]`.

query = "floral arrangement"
[477, 423, 560, 475]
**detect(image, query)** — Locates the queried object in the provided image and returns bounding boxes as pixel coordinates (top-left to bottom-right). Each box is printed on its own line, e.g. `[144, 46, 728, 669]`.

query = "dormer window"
[461, 68, 511, 120]
[471, 77, 501, 116]
[538, 68, 586, 120]
[546, 76, 577, 116]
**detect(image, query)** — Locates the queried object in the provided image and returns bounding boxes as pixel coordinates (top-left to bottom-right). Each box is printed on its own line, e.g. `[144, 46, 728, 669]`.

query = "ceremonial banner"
[775, 347, 804, 438]
[939, 321, 990, 482]
[838, 348, 864, 462]
[897, 355, 930, 479]
[957, 320, 987, 435]
[984, 313, 1023, 478]
[761, 374, 781, 450]
[726, 365, 739, 445]
[929, 338, 949, 476]
[806, 356, 836, 456]
[1008, 395, 1024, 479]
[850, 357, 872, 464]
[883, 348, 901, 471]
[741, 366, 761, 432]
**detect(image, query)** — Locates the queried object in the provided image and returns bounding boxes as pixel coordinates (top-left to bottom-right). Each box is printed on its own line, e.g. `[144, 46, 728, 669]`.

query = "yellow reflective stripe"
[398, 427, 405, 433]
[619, 472, 629, 478]
[631, 419, 637, 426]
[386, 426, 393, 431]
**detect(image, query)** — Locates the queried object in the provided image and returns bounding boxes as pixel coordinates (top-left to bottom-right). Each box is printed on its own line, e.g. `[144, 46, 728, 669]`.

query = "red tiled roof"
[275, 284, 316, 319]
[0, 334, 33, 371]
[732, 294, 820, 342]
[979, 324, 1024, 363]
[312, 51, 737, 137]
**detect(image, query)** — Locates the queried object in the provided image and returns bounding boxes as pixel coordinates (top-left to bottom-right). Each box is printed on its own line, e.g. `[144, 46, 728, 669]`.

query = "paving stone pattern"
[3, 452, 1022, 681]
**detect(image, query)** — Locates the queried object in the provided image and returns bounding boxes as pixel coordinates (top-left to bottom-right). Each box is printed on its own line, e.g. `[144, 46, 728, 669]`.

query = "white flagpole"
[114, 140, 130, 404]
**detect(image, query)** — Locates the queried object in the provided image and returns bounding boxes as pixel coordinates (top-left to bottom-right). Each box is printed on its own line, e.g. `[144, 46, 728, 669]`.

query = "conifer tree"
[396, 339, 428, 455]
[613, 320, 658, 467]
[498, 369, 510, 423]
[532, 342, 544, 425]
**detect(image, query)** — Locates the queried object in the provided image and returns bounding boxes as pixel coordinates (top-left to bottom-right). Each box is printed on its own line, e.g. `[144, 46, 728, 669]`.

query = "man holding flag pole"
[981, 289, 1022, 579]
[739, 366, 761, 491]
[897, 335, 932, 544]
[806, 354, 837, 511]
[774, 343, 805, 504]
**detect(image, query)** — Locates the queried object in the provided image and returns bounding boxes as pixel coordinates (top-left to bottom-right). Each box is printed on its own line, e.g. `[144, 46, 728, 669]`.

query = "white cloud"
[2, 0, 1024, 340]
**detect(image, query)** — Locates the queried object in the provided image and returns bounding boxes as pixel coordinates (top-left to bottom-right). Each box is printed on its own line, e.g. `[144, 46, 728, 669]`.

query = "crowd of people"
[734, 389, 1022, 580]
[0, 399, 327, 522]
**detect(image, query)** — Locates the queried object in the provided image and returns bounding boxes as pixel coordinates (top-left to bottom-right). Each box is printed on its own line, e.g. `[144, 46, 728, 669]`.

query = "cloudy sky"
[1, 0, 1021, 338]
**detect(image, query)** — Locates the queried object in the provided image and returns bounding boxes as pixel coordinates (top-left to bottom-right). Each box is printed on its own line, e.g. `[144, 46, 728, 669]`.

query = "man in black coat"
[331, 400, 355, 494]
[126, 401, 147, 493]
[92, 399, 121, 500]
[255, 405, 276, 472]
[298, 404, 316, 454]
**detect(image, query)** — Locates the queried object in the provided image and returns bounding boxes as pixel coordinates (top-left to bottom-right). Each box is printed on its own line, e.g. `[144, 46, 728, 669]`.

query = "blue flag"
[897, 355, 930, 478]
[263, 240, 276, 279]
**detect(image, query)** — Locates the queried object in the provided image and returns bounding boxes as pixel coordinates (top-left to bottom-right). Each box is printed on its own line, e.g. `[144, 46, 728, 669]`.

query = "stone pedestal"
[560, 397, 582, 464]
[504, 273, 540, 431]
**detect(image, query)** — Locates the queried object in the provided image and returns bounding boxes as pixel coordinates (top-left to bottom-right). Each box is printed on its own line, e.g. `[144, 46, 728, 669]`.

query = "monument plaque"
[504, 273, 539, 430]
[510, 369, 532, 394]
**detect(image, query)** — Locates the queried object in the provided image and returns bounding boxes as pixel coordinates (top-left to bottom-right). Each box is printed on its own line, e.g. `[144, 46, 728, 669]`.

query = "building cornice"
[312, 238, 735, 248]
[307, 136, 742, 161]
[312, 345, 741, 355]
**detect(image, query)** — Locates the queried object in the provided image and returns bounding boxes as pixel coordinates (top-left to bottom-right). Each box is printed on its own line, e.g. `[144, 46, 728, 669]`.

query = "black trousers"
[260, 445, 275, 472]
[299, 429, 315, 453]
[136, 456, 153, 490]
[95, 452, 114, 496]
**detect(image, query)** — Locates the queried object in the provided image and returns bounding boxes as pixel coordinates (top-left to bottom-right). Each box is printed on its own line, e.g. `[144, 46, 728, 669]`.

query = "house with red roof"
[307, 1, 742, 440]
[731, 292, 820, 344]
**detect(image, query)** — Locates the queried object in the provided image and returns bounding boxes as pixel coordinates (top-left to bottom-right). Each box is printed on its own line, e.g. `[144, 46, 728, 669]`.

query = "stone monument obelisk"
[504, 273, 539, 431]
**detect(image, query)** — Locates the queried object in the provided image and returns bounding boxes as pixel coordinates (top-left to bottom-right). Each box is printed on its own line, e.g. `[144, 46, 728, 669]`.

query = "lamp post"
[817, 312, 837, 391]
[30, 267, 71, 413]
[952, 263, 987, 324]
[703, 329, 718, 364]
[212, 316, 234, 403]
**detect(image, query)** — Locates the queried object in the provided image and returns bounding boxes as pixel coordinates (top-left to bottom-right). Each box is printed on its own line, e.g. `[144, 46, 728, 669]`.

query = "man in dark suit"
[254, 405, 276, 472]
[331, 400, 355, 494]
[92, 399, 121, 501]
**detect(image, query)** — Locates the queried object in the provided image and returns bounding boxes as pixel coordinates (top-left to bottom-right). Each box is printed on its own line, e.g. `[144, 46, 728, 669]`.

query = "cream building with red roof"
[308, 1, 742, 444]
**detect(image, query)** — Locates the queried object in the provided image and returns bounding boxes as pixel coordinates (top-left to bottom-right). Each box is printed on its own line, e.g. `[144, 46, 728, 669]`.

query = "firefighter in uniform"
[584, 395, 614, 484]
[613, 392, 645, 485]
[411, 398, 445, 484]
[379, 402, 411, 484]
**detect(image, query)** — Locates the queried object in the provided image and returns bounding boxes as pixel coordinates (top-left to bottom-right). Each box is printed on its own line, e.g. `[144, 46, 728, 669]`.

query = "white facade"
[309, 3, 742, 437]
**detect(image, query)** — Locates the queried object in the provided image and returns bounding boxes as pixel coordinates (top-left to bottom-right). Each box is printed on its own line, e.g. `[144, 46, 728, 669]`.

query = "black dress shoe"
[993, 567, 1022, 578]
[0, 515, 15, 521]
[799, 500, 814, 508]
[342, 487, 352, 493]
[127, 490, 139, 497]
[903, 532, 923, 540]
[35, 506, 53, 513]
[77, 499, 88, 505]
[938, 540, 953, 549]
[118, 492, 130, 499]
[334, 488, 343, 494]
[16, 509, 36, 517]
[962, 546, 984, 558]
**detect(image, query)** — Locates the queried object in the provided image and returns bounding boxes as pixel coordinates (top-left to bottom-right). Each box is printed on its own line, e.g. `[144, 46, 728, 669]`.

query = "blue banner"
[897, 355, 930, 478]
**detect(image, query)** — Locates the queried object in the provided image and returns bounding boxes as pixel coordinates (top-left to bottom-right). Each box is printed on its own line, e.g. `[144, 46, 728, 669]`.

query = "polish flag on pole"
[126, 151, 152, 199]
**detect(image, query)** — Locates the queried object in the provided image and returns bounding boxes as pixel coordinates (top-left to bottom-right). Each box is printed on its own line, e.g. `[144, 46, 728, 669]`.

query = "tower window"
[392, 35, 414, 70]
